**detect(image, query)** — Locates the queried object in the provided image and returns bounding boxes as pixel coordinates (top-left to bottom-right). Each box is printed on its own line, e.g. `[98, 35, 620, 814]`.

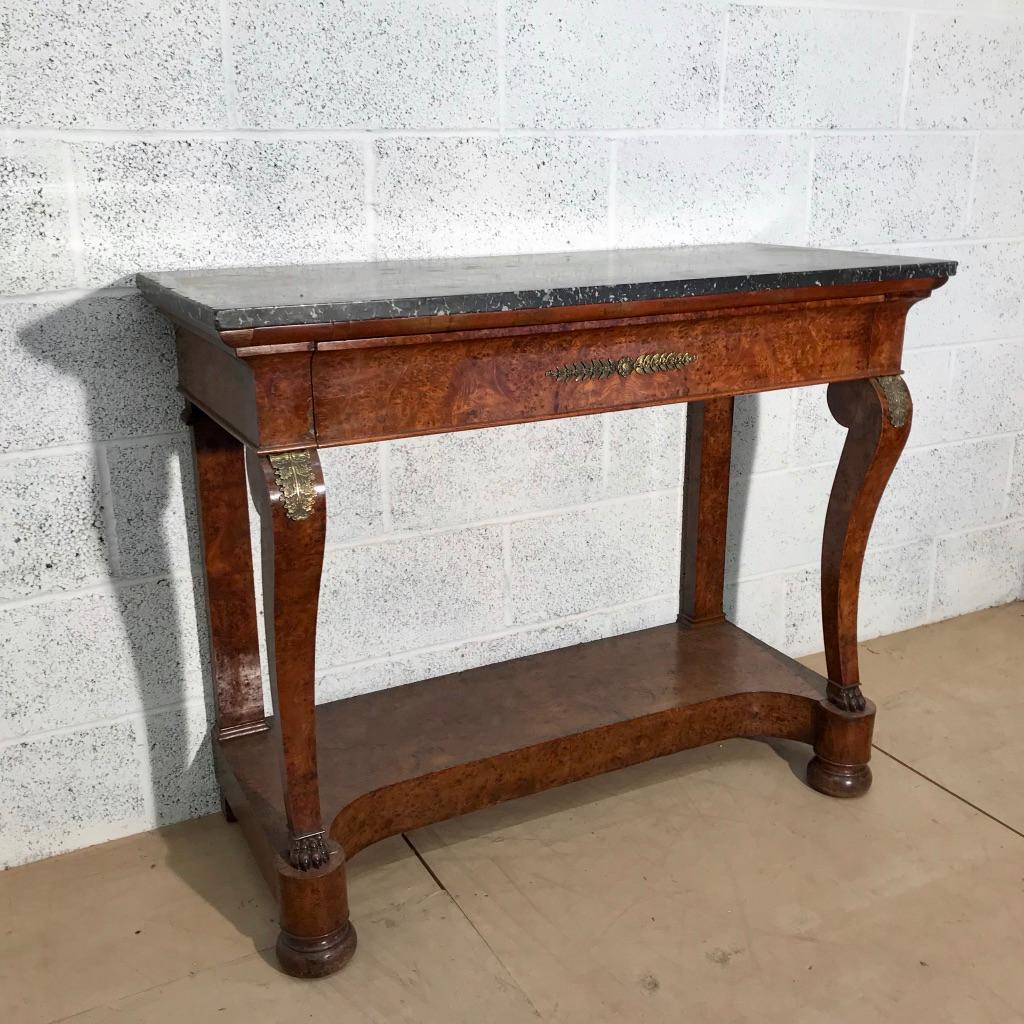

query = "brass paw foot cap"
[276, 921, 357, 979]
[807, 756, 872, 799]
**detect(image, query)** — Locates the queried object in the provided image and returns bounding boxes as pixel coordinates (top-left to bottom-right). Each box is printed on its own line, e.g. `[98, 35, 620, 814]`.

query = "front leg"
[248, 447, 329, 870]
[250, 448, 357, 978]
[821, 376, 912, 711]
[808, 376, 910, 799]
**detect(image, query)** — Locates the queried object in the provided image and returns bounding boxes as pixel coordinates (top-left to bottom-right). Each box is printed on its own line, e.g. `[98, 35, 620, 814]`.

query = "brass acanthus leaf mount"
[875, 375, 911, 429]
[268, 450, 317, 522]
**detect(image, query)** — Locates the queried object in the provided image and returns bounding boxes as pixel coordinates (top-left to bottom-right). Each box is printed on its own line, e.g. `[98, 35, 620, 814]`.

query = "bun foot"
[276, 921, 357, 979]
[807, 756, 872, 799]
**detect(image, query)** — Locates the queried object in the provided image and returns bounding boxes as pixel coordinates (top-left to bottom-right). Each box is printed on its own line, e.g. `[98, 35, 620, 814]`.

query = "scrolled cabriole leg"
[810, 375, 911, 797]
[249, 446, 357, 976]
[249, 447, 330, 868]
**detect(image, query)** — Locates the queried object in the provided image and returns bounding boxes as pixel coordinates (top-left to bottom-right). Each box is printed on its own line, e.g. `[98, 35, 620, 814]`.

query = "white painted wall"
[2, 0, 1022, 868]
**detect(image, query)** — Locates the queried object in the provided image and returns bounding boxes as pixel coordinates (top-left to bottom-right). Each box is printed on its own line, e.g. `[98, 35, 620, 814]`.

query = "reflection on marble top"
[137, 243, 957, 331]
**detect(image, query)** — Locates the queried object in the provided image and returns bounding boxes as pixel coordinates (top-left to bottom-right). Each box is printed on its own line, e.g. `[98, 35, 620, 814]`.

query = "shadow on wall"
[13, 294, 264, 934]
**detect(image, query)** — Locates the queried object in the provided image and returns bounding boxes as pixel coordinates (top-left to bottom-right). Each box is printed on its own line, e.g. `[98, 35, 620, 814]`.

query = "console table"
[138, 243, 954, 979]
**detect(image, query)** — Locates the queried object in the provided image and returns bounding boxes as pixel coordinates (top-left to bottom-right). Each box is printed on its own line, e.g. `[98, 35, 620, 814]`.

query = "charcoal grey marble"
[137, 243, 957, 332]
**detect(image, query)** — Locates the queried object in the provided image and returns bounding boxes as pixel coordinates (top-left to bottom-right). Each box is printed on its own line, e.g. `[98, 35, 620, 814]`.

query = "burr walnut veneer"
[139, 244, 955, 979]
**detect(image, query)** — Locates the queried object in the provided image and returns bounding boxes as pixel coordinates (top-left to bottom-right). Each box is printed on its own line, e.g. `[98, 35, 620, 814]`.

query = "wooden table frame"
[169, 272, 946, 978]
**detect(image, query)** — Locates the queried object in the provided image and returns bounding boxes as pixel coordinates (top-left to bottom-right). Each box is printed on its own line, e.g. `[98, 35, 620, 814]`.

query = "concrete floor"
[3, 603, 1022, 1024]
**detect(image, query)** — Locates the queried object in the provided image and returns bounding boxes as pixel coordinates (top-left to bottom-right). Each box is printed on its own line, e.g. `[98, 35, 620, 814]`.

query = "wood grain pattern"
[176, 328, 261, 448]
[217, 621, 847, 858]
[160, 265, 947, 978]
[310, 294, 914, 447]
[248, 448, 329, 871]
[175, 327, 316, 452]
[246, 351, 318, 450]
[821, 376, 913, 715]
[680, 397, 734, 626]
[186, 405, 266, 740]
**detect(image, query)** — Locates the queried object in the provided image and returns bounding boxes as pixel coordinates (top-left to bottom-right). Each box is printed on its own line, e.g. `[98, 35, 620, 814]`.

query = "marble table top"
[137, 243, 957, 332]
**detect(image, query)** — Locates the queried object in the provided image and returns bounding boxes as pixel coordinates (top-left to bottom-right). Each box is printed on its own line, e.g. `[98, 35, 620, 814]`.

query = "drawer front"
[312, 298, 908, 445]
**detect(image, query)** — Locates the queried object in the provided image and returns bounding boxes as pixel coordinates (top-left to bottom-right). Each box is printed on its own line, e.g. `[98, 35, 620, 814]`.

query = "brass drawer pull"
[546, 351, 697, 382]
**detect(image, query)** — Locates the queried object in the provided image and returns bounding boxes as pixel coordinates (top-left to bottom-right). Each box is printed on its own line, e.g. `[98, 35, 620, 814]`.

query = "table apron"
[310, 296, 909, 447]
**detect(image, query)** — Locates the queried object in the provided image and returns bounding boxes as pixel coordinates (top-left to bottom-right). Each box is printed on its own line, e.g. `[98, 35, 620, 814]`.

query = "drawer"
[311, 295, 909, 446]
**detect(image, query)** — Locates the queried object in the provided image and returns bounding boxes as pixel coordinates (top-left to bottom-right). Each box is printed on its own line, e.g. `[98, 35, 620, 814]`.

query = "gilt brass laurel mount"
[268, 450, 317, 521]
[546, 351, 697, 382]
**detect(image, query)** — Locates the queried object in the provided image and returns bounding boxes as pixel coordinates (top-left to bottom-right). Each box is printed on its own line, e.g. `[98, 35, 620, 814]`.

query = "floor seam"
[872, 744, 1024, 840]
[401, 832, 448, 892]
[403, 832, 546, 1021]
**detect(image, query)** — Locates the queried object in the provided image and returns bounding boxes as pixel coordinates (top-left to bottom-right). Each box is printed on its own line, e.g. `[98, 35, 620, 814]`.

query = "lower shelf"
[217, 620, 835, 867]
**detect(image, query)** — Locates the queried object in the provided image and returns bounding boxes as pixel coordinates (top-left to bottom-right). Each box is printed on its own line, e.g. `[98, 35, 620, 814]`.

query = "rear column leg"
[808, 376, 912, 798]
[187, 406, 267, 740]
[679, 397, 735, 627]
[186, 406, 267, 830]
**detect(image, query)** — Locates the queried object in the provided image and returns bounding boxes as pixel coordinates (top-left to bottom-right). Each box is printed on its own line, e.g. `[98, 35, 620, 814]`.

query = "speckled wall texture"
[1, 0, 1022, 868]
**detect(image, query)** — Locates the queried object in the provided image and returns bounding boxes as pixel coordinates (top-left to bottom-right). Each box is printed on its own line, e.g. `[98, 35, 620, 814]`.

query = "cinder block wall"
[2, 0, 1022, 867]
